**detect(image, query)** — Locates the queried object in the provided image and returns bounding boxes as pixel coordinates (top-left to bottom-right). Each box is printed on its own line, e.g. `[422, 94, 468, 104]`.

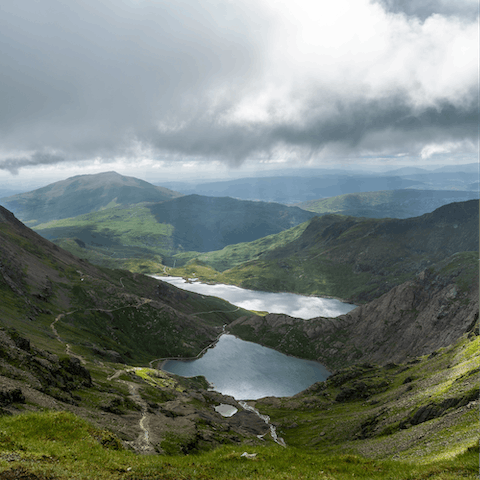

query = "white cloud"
[420, 140, 477, 159]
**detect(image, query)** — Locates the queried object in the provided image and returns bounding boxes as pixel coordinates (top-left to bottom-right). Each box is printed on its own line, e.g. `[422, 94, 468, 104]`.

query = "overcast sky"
[0, 0, 478, 186]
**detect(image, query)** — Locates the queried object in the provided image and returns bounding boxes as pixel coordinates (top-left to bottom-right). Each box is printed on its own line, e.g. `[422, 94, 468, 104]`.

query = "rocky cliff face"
[230, 252, 478, 370]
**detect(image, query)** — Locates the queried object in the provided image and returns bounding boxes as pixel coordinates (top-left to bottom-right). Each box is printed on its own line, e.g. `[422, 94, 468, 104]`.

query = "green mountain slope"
[173, 220, 310, 271]
[255, 330, 478, 463]
[32, 194, 316, 270]
[0, 205, 250, 363]
[185, 200, 478, 303]
[298, 189, 479, 218]
[0, 205, 280, 453]
[0, 171, 182, 226]
[148, 194, 316, 252]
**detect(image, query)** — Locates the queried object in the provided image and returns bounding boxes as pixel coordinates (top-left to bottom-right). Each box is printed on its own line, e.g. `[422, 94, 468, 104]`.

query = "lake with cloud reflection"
[153, 276, 355, 319]
[155, 276, 356, 399]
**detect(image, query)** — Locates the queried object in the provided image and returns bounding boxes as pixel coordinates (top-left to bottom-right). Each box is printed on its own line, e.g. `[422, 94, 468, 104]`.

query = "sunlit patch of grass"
[131, 367, 183, 391]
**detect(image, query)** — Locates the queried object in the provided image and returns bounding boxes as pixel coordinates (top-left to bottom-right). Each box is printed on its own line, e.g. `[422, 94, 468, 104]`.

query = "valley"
[0, 171, 478, 479]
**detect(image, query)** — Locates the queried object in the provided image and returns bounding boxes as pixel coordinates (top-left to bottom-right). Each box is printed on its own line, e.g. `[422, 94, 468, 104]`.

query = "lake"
[155, 276, 354, 400]
[153, 276, 355, 319]
[162, 334, 330, 400]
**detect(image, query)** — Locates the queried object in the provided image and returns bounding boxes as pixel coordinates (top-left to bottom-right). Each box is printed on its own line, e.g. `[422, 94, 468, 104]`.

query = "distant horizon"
[2, 159, 478, 193]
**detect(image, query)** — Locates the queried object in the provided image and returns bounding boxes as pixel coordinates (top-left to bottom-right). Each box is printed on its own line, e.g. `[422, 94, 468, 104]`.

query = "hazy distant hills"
[160, 175, 423, 204]
[298, 189, 479, 218]
[0, 171, 182, 226]
[160, 164, 478, 204]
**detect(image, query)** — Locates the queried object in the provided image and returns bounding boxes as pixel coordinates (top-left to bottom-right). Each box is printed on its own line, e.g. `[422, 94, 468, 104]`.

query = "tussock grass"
[0, 412, 477, 479]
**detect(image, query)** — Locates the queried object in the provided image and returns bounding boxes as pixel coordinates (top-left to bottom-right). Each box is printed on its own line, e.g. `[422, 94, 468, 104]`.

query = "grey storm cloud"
[0, 0, 478, 172]
[144, 93, 478, 162]
[374, 0, 478, 21]
[0, 152, 66, 175]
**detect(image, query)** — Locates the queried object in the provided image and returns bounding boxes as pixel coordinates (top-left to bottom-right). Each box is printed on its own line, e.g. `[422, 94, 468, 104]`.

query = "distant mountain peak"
[0, 172, 183, 225]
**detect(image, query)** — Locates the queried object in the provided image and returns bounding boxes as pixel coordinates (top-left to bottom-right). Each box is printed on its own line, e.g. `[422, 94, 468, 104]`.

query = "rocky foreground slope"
[0, 205, 272, 452]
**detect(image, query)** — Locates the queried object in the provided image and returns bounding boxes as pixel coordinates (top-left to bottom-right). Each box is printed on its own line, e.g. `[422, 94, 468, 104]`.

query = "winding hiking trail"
[50, 299, 152, 362]
[48, 289, 252, 453]
[126, 381, 154, 453]
[50, 312, 87, 365]
[49, 296, 156, 453]
[107, 368, 155, 453]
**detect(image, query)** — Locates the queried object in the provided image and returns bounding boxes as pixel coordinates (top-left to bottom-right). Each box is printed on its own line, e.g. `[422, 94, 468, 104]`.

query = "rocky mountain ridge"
[229, 251, 478, 370]
[214, 200, 478, 302]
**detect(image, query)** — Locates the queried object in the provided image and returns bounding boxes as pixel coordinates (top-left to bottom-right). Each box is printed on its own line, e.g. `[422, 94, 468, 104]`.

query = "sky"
[0, 0, 478, 188]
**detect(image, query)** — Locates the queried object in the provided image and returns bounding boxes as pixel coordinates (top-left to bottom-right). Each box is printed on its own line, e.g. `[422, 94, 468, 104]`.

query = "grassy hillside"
[173, 221, 310, 272]
[171, 200, 478, 303]
[255, 331, 479, 464]
[0, 171, 182, 226]
[298, 189, 478, 219]
[0, 205, 251, 363]
[148, 194, 316, 252]
[33, 203, 175, 269]
[0, 414, 477, 479]
[33, 195, 316, 270]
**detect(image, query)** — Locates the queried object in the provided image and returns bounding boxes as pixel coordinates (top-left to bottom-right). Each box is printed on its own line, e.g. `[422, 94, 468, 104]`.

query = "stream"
[239, 401, 286, 447]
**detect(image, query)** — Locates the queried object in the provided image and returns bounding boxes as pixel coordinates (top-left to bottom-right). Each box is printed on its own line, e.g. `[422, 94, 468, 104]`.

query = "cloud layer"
[0, 0, 477, 173]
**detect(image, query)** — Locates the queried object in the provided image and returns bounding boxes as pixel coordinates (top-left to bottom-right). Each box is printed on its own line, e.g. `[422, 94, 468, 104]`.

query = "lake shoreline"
[161, 333, 331, 400]
[151, 275, 356, 319]
[155, 331, 332, 374]
[149, 325, 227, 370]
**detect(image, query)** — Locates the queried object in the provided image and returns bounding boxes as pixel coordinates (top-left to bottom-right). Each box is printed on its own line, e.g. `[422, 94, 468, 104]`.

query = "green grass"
[172, 222, 309, 271]
[33, 204, 175, 269]
[254, 332, 480, 463]
[0, 411, 477, 480]
[35, 204, 174, 242]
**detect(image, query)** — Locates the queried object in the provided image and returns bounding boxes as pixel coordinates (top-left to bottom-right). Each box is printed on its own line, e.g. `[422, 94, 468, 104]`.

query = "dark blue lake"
[162, 334, 330, 400]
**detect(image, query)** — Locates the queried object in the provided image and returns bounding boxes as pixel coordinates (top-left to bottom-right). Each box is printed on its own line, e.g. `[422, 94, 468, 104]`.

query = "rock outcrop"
[230, 252, 478, 370]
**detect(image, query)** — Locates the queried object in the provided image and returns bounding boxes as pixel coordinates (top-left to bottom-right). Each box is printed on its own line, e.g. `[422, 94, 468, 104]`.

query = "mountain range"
[172, 200, 479, 303]
[160, 163, 478, 203]
[2, 172, 477, 282]
[0, 194, 478, 477]
[298, 189, 478, 218]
